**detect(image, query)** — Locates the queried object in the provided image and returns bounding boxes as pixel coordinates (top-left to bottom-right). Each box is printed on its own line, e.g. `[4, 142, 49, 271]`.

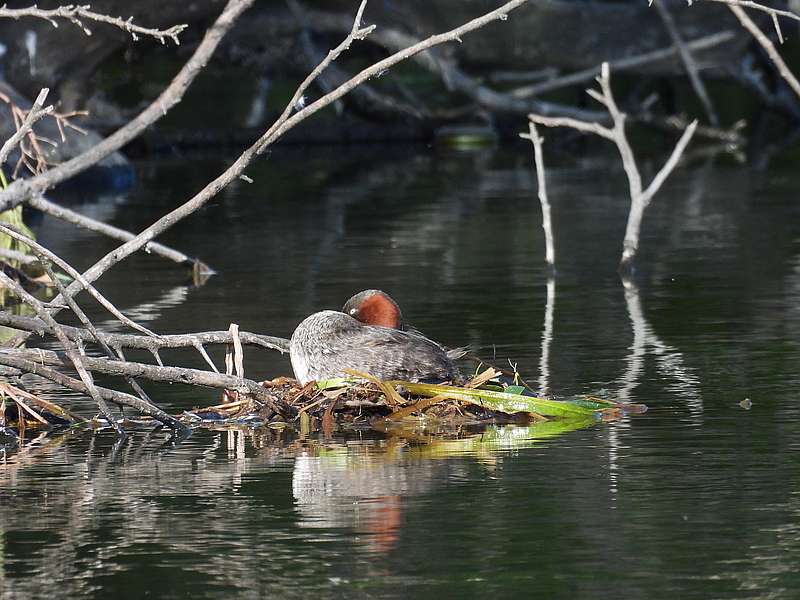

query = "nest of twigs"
[183, 368, 647, 433]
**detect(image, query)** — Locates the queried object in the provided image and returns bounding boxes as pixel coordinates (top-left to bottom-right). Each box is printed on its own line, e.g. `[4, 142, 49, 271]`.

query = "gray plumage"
[289, 310, 459, 385]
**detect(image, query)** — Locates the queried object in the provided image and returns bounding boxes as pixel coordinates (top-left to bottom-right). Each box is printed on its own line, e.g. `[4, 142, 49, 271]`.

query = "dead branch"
[1, 348, 294, 417]
[37, 0, 536, 323]
[295, 6, 607, 125]
[0, 223, 157, 337]
[528, 63, 698, 268]
[0, 311, 290, 353]
[288, 0, 428, 121]
[0, 88, 52, 168]
[653, 1, 719, 126]
[33, 252, 156, 407]
[520, 123, 555, 268]
[26, 195, 211, 271]
[0, 269, 120, 429]
[691, 0, 800, 41]
[727, 4, 800, 100]
[0, 247, 37, 265]
[0, 352, 184, 428]
[511, 31, 736, 98]
[0, 4, 187, 44]
[0, 0, 254, 211]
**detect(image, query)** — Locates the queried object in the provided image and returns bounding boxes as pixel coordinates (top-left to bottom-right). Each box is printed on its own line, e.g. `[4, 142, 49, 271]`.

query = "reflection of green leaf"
[392, 381, 597, 419]
[409, 419, 597, 458]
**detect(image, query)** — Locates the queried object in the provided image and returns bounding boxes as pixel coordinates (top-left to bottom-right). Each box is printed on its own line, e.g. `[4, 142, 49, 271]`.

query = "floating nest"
[183, 368, 647, 432]
[1, 368, 647, 443]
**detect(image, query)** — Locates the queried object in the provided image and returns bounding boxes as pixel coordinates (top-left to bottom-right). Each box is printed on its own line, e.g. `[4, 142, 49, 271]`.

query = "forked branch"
[528, 63, 697, 268]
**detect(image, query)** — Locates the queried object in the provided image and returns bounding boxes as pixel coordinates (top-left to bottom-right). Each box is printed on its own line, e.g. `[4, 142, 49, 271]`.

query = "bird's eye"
[349, 308, 358, 315]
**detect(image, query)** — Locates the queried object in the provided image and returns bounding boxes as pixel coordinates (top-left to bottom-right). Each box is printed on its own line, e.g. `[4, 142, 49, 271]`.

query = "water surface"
[3, 143, 800, 598]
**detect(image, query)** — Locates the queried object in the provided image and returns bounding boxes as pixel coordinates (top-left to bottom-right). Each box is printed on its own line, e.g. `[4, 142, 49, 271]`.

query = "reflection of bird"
[289, 289, 461, 384]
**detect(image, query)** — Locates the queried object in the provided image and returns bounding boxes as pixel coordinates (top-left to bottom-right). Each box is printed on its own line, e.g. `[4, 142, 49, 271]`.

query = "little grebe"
[290, 290, 460, 384]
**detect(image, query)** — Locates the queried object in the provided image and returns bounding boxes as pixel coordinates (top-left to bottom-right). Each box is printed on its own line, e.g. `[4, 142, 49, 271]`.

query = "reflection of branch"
[529, 63, 697, 268]
[538, 278, 555, 397]
[618, 277, 702, 413]
[0, 5, 187, 45]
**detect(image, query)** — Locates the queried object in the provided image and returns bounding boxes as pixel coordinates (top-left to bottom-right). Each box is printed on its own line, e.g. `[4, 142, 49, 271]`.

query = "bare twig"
[0, 311, 290, 353]
[0, 223, 158, 337]
[0, 88, 52, 168]
[0, 348, 294, 417]
[727, 4, 800, 100]
[511, 31, 735, 98]
[0, 270, 120, 429]
[37, 0, 535, 321]
[0, 247, 37, 265]
[653, 1, 719, 126]
[0, 0, 254, 210]
[0, 352, 185, 428]
[528, 63, 698, 268]
[26, 195, 210, 271]
[519, 123, 555, 268]
[0, 4, 187, 44]
[690, 0, 800, 40]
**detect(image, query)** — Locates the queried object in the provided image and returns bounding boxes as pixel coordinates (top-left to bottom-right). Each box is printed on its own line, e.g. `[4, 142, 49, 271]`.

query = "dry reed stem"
[0, 88, 52, 168]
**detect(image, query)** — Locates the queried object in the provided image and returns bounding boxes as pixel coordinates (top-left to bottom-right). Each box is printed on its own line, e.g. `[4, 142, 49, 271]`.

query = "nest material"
[185, 371, 646, 432]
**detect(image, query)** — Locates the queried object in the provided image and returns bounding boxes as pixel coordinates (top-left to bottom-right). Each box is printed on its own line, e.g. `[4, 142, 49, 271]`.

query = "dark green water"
[3, 144, 800, 598]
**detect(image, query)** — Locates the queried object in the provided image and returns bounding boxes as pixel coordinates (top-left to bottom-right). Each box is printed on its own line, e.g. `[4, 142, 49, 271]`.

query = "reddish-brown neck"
[358, 293, 402, 328]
